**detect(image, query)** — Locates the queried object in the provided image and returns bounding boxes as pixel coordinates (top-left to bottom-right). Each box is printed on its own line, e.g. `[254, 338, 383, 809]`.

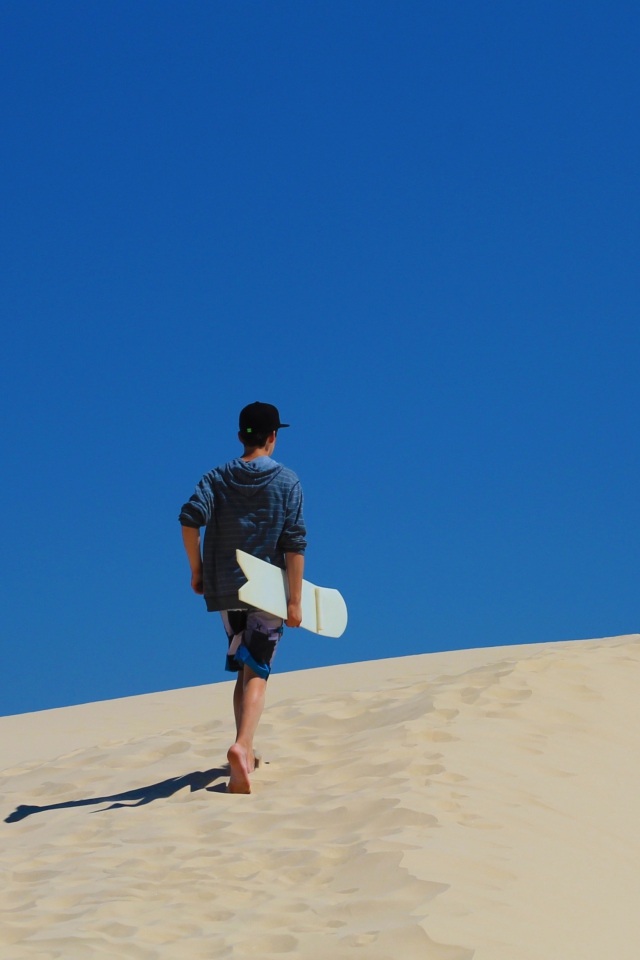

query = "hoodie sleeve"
[178, 473, 215, 528]
[278, 481, 307, 554]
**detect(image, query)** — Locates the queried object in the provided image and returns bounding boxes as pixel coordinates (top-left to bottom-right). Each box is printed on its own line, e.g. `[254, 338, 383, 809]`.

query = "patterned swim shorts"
[220, 609, 284, 681]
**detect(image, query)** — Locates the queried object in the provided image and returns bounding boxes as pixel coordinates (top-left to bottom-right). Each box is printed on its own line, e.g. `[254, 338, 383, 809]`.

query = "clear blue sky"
[1, 1, 639, 716]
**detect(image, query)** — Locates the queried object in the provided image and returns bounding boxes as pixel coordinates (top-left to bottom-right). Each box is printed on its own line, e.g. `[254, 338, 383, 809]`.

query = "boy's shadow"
[4, 765, 230, 824]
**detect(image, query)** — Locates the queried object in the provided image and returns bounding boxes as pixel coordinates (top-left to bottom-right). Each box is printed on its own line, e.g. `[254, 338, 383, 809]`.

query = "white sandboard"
[236, 550, 348, 638]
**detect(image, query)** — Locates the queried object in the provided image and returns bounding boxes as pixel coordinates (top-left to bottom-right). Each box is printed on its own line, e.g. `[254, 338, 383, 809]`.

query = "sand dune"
[1, 634, 639, 959]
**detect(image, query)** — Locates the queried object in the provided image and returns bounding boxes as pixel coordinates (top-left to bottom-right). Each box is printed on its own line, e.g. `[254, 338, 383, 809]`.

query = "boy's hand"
[182, 527, 204, 595]
[284, 553, 304, 628]
[286, 600, 303, 628]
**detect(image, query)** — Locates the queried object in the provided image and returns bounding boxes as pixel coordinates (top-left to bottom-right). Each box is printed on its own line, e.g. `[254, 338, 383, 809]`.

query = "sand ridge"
[1, 635, 639, 958]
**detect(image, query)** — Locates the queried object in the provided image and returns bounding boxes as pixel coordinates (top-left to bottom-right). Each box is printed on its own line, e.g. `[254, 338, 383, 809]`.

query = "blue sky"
[1, 1, 639, 716]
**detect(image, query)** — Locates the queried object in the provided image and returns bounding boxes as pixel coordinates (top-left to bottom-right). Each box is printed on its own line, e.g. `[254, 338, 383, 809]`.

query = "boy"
[179, 402, 306, 794]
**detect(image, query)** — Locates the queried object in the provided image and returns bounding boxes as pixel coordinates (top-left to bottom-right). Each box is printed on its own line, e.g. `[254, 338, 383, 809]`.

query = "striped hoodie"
[179, 456, 307, 612]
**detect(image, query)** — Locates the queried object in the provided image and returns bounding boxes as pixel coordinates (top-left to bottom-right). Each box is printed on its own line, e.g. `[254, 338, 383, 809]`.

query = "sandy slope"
[1, 634, 639, 959]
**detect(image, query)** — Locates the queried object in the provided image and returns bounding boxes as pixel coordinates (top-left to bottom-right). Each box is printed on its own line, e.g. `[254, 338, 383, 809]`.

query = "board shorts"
[221, 609, 284, 681]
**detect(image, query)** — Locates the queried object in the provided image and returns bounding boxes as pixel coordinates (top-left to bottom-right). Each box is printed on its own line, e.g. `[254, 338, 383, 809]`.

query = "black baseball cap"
[239, 401, 290, 437]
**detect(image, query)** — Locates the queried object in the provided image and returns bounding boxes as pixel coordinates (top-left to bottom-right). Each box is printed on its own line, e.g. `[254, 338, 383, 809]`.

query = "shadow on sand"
[4, 766, 230, 823]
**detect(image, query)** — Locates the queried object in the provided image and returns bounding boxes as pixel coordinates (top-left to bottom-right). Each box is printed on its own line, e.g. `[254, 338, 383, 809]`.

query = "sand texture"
[1, 634, 639, 959]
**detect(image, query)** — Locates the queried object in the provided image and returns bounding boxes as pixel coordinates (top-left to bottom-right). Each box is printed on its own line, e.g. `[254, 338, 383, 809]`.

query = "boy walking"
[179, 402, 306, 794]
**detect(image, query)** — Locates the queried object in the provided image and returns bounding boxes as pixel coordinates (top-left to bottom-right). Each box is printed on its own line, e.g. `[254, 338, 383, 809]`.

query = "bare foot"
[227, 743, 251, 794]
[246, 750, 262, 773]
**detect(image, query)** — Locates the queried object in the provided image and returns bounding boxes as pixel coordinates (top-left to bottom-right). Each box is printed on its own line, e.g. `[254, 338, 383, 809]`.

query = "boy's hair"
[240, 429, 274, 448]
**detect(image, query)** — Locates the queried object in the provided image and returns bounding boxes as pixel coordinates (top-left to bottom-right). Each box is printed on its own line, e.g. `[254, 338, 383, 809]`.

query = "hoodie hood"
[217, 456, 284, 498]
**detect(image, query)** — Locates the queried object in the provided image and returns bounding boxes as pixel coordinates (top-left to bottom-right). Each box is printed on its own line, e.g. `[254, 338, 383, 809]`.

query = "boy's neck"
[241, 446, 272, 462]
[240, 429, 277, 462]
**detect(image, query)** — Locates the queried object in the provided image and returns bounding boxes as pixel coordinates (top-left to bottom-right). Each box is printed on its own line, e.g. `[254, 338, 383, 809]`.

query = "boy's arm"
[285, 552, 304, 627]
[179, 472, 215, 597]
[182, 526, 204, 595]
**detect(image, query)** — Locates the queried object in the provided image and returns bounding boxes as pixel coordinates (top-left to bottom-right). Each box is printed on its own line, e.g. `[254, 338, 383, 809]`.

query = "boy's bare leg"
[233, 672, 244, 736]
[227, 665, 267, 794]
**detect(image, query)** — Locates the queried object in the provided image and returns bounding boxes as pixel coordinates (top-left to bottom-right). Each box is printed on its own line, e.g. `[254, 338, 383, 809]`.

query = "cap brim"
[278, 423, 290, 428]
